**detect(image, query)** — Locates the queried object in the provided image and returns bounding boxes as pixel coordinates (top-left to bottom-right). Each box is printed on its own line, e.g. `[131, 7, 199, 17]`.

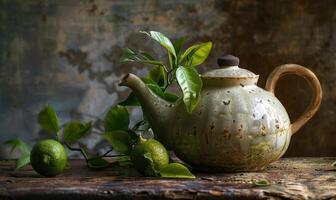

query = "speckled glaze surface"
[167, 83, 291, 172]
[120, 59, 322, 172]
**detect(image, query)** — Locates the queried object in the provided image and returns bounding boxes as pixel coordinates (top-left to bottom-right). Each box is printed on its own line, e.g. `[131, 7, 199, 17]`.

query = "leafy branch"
[4, 139, 31, 170]
[64, 142, 89, 161]
[4, 30, 206, 179]
[120, 30, 212, 113]
[4, 87, 195, 178]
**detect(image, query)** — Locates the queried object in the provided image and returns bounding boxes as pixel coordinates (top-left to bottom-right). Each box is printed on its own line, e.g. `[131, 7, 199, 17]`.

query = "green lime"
[30, 139, 68, 177]
[130, 138, 169, 176]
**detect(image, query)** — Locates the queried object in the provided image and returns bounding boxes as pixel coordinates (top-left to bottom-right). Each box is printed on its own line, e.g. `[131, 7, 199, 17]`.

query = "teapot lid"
[202, 55, 258, 79]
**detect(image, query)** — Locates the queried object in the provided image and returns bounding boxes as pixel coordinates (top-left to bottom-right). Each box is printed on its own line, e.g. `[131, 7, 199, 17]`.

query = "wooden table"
[0, 157, 335, 200]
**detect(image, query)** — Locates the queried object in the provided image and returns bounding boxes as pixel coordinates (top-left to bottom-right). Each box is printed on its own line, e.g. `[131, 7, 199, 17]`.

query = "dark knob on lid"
[217, 55, 239, 66]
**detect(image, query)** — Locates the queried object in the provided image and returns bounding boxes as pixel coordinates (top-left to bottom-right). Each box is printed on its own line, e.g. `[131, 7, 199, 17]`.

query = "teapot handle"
[265, 64, 322, 135]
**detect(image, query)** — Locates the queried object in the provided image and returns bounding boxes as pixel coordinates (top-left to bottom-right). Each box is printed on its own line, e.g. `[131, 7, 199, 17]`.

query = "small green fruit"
[130, 138, 169, 176]
[30, 139, 68, 177]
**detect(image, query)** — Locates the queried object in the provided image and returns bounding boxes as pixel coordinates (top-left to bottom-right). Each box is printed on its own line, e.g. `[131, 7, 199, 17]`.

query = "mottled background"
[0, 0, 335, 157]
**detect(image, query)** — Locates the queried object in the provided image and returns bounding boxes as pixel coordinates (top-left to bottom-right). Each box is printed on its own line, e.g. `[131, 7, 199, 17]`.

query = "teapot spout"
[119, 73, 175, 135]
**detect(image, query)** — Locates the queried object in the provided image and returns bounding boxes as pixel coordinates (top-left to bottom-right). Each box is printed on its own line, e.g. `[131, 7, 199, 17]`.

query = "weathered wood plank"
[0, 157, 336, 200]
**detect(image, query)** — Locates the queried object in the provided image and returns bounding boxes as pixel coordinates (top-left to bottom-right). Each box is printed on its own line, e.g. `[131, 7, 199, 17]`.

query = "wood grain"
[0, 158, 335, 200]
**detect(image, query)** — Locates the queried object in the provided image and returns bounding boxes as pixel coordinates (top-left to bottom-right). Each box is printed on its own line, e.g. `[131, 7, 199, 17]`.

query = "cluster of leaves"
[120, 31, 212, 113]
[38, 105, 115, 169]
[4, 105, 108, 170]
[4, 31, 207, 179]
[103, 105, 195, 178]
[4, 139, 30, 170]
[4, 104, 194, 178]
[112, 30, 213, 177]
[144, 155, 195, 179]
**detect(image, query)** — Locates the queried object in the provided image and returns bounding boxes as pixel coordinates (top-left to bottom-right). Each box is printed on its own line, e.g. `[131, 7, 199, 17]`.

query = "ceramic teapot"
[119, 55, 322, 172]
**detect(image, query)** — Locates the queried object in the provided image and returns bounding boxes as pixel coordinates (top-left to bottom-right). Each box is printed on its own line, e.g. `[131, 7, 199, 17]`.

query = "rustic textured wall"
[0, 0, 335, 157]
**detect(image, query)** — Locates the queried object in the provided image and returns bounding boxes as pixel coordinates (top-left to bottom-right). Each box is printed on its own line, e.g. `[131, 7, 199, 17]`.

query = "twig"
[163, 82, 170, 91]
[87, 149, 124, 161]
[131, 120, 146, 131]
[103, 155, 123, 158]
[64, 142, 89, 162]
[102, 148, 114, 157]
[163, 68, 178, 92]
[161, 64, 169, 73]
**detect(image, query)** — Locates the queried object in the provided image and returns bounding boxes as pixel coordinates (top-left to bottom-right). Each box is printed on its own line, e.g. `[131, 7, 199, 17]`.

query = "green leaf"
[147, 84, 165, 99]
[139, 51, 155, 60]
[119, 48, 137, 62]
[119, 48, 143, 63]
[140, 31, 176, 57]
[147, 84, 179, 103]
[119, 82, 177, 106]
[63, 121, 92, 143]
[102, 131, 132, 154]
[168, 51, 176, 69]
[141, 60, 165, 66]
[164, 92, 179, 102]
[5, 139, 30, 155]
[148, 66, 166, 87]
[252, 178, 271, 187]
[144, 152, 154, 163]
[104, 105, 129, 131]
[87, 157, 109, 169]
[143, 152, 159, 176]
[4, 139, 31, 171]
[181, 42, 212, 67]
[332, 161, 336, 167]
[117, 155, 132, 167]
[173, 37, 185, 57]
[176, 66, 202, 113]
[15, 154, 30, 170]
[38, 105, 60, 134]
[160, 163, 195, 179]
[141, 77, 157, 85]
[120, 48, 165, 66]
[119, 92, 140, 106]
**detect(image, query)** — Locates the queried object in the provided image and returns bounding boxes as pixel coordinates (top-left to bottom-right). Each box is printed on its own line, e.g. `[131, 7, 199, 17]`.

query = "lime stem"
[131, 120, 146, 131]
[139, 135, 147, 143]
[64, 142, 89, 162]
[87, 149, 123, 161]
[65, 144, 124, 163]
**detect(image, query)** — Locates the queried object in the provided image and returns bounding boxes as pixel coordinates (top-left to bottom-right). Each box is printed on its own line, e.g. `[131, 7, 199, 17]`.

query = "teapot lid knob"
[203, 54, 257, 80]
[217, 54, 239, 67]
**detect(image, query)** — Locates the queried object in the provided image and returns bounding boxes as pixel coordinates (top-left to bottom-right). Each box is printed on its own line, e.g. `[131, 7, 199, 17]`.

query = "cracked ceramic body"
[120, 62, 322, 172]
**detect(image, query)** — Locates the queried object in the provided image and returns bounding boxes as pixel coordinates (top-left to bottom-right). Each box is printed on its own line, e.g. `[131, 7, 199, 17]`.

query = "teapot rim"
[201, 75, 259, 87]
[201, 66, 258, 79]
